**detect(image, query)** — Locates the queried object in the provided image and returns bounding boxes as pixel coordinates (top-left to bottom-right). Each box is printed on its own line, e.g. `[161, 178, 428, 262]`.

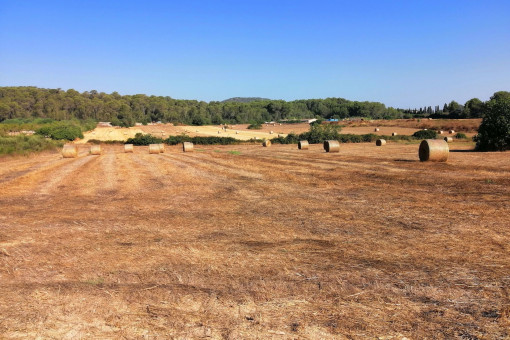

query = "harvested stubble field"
[0, 142, 509, 339]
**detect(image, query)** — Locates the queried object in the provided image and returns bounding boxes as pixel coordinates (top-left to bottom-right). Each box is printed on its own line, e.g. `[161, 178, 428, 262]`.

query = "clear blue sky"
[1, 0, 509, 108]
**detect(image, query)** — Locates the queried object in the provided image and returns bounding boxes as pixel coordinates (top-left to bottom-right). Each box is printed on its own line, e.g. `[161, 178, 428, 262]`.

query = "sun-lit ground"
[1, 140, 509, 338]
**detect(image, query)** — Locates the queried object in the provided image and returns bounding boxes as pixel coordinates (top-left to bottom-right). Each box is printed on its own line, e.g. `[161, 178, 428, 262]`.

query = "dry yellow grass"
[0, 142, 508, 338]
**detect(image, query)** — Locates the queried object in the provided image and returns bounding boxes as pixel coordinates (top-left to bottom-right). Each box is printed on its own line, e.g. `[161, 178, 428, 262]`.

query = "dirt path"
[0, 143, 509, 339]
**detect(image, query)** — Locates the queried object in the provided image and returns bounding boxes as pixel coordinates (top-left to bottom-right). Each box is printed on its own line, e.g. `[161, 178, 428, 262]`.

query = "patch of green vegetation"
[412, 129, 437, 139]
[455, 132, 467, 139]
[228, 150, 241, 155]
[83, 277, 105, 286]
[247, 123, 262, 130]
[0, 135, 64, 156]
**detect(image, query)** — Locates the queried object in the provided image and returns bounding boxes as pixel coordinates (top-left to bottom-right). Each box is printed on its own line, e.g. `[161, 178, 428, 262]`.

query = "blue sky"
[0, 0, 509, 108]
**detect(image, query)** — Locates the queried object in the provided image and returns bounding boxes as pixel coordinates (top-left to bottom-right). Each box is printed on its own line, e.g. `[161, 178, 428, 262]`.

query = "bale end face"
[158, 144, 165, 153]
[149, 144, 160, 154]
[263, 140, 271, 147]
[419, 139, 449, 162]
[298, 140, 309, 150]
[323, 140, 340, 153]
[392, 132, 398, 136]
[183, 142, 194, 152]
[374, 128, 380, 132]
[62, 144, 78, 158]
[449, 130, 455, 134]
[124, 144, 134, 153]
[376, 139, 386, 146]
[90, 145, 101, 155]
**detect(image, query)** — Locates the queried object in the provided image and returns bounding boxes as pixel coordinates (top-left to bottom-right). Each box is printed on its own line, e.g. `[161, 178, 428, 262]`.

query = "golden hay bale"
[270, 131, 274, 134]
[419, 139, 449, 162]
[298, 140, 309, 150]
[158, 144, 165, 153]
[124, 144, 134, 153]
[263, 140, 271, 147]
[90, 145, 101, 155]
[218, 131, 221, 134]
[449, 130, 455, 134]
[183, 142, 194, 152]
[439, 130, 444, 134]
[236, 131, 239, 134]
[62, 144, 78, 158]
[376, 139, 386, 146]
[323, 140, 340, 153]
[444, 136, 453, 143]
[374, 128, 380, 132]
[392, 132, 398, 136]
[149, 144, 160, 154]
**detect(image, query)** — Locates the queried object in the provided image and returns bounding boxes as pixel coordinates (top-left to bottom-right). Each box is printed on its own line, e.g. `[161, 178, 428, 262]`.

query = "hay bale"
[149, 144, 160, 154]
[449, 130, 455, 134]
[376, 139, 386, 146]
[158, 144, 165, 153]
[263, 140, 271, 147]
[90, 145, 101, 155]
[392, 132, 398, 136]
[236, 131, 239, 134]
[419, 139, 449, 162]
[323, 140, 340, 153]
[218, 131, 221, 134]
[124, 144, 134, 153]
[298, 140, 309, 150]
[270, 131, 274, 134]
[444, 136, 453, 143]
[439, 130, 444, 134]
[62, 144, 78, 158]
[183, 142, 194, 152]
[374, 128, 380, 132]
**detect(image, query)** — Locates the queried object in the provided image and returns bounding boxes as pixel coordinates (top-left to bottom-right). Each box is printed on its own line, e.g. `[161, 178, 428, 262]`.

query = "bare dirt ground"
[78, 119, 481, 143]
[1, 141, 509, 339]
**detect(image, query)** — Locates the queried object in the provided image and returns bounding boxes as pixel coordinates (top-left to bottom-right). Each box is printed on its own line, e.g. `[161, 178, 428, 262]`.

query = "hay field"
[1, 142, 509, 339]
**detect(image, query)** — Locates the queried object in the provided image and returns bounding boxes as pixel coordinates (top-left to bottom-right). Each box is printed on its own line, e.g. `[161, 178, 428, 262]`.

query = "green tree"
[464, 98, 484, 118]
[475, 94, 510, 151]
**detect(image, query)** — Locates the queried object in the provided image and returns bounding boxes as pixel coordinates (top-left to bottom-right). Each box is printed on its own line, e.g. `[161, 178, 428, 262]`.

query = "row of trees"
[0, 86, 469, 127]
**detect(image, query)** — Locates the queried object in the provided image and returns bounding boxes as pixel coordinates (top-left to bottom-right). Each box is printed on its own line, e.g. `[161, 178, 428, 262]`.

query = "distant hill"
[222, 97, 271, 103]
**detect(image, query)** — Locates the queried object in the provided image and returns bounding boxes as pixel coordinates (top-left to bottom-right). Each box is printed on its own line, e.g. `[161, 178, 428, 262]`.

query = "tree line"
[0, 86, 505, 127]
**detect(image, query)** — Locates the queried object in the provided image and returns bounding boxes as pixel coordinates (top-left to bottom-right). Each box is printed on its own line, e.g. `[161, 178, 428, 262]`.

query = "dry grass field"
[1, 141, 509, 339]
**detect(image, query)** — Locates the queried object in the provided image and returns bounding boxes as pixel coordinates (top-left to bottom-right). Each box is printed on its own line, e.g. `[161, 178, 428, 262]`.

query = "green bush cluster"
[247, 123, 262, 129]
[126, 133, 163, 145]
[298, 124, 341, 144]
[412, 129, 437, 139]
[0, 135, 64, 155]
[165, 135, 240, 145]
[475, 94, 510, 151]
[455, 133, 467, 139]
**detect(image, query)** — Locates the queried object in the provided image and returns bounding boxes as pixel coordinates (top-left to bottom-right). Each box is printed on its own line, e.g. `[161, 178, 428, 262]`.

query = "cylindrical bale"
[323, 140, 340, 153]
[449, 130, 455, 134]
[392, 132, 398, 136]
[374, 128, 380, 132]
[159, 144, 165, 153]
[263, 140, 271, 147]
[376, 139, 386, 146]
[298, 140, 309, 150]
[149, 144, 160, 154]
[270, 131, 274, 134]
[218, 131, 221, 134]
[439, 130, 444, 134]
[419, 139, 449, 162]
[124, 144, 134, 153]
[62, 144, 78, 158]
[90, 145, 101, 155]
[236, 131, 239, 134]
[183, 142, 194, 152]
[444, 136, 453, 143]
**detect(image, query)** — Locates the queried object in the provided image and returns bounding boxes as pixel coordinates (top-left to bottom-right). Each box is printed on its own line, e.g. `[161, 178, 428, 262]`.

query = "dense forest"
[0, 87, 500, 127]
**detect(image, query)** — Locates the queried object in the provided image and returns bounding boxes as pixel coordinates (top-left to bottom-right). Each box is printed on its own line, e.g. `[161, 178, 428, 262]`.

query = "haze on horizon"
[0, 0, 509, 109]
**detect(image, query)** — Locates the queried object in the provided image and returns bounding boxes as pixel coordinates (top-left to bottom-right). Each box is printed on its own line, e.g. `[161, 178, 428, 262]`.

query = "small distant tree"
[475, 94, 510, 151]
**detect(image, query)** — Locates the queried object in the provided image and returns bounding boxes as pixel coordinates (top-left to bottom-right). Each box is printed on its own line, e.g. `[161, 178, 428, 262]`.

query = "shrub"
[455, 133, 467, 139]
[126, 133, 163, 145]
[412, 129, 437, 139]
[165, 135, 240, 145]
[247, 123, 262, 129]
[270, 133, 300, 144]
[475, 96, 510, 151]
[0, 135, 64, 155]
[36, 123, 83, 140]
[299, 124, 341, 144]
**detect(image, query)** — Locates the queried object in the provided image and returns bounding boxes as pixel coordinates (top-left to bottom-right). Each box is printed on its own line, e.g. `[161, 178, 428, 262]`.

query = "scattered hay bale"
[439, 130, 444, 134]
[449, 130, 455, 134]
[392, 132, 398, 136]
[149, 144, 160, 154]
[298, 140, 309, 150]
[376, 139, 386, 146]
[183, 142, 194, 152]
[263, 140, 271, 147]
[124, 144, 134, 153]
[236, 131, 239, 134]
[270, 131, 274, 134]
[444, 137, 453, 143]
[218, 131, 221, 134]
[62, 144, 78, 158]
[158, 144, 165, 153]
[419, 139, 449, 162]
[90, 145, 101, 155]
[374, 128, 380, 132]
[323, 140, 340, 153]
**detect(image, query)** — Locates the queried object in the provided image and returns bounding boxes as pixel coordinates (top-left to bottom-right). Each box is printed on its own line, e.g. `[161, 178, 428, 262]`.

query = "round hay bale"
[419, 139, 449, 162]
[444, 136, 453, 143]
[62, 144, 78, 158]
[90, 145, 101, 155]
[236, 131, 239, 134]
[270, 131, 274, 134]
[449, 130, 455, 134]
[218, 131, 221, 134]
[183, 142, 194, 152]
[124, 144, 134, 153]
[263, 140, 271, 147]
[149, 144, 160, 154]
[323, 140, 340, 153]
[392, 132, 398, 136]
[439, 130, 444, 134]
[158, 144, 165, 153]
[298, 140, 309, 150]
[374, 128, 380, 132]
[376, 139, 386, 146]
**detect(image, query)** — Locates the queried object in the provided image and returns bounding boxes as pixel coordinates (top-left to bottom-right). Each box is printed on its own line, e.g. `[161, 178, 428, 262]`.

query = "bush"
[412, 129, 437, 139]
[270, 133, 300, 144]
[126, 133, 163, 145]
[36, 123, 83, 140]
[475, 96, 510, 151]
[247, 123, 262, 129]
[165, 135, 240, 145]
[455, 133, 467, 139]
[298, 124, 341, 144]
[0, 135, 64, 155]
